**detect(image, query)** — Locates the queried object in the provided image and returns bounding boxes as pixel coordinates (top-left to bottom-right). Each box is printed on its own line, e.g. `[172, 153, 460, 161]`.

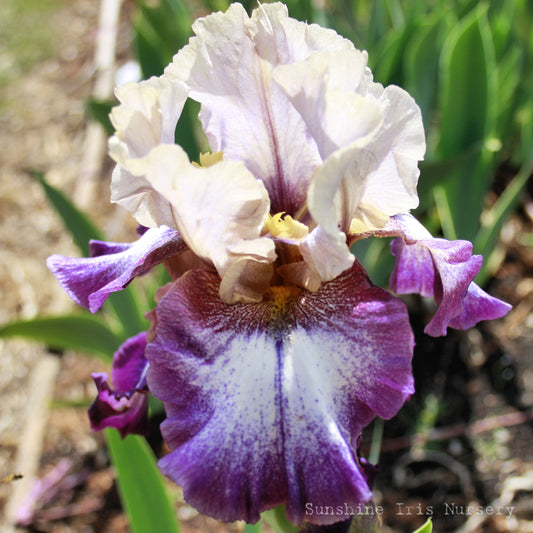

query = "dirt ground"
[1, 1, 532, 532]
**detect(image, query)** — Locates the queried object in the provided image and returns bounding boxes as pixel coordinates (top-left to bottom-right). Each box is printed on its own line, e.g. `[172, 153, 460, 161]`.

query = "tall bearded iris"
[47, 2, 511, 526]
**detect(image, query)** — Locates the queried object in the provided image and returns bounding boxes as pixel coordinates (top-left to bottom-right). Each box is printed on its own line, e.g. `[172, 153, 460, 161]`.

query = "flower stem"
[368, 417, 384, 465]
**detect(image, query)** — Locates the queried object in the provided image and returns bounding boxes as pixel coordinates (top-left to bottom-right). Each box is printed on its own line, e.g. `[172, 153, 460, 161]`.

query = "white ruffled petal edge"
[144, 144, 276, 303]
[109, 75, 188, 227]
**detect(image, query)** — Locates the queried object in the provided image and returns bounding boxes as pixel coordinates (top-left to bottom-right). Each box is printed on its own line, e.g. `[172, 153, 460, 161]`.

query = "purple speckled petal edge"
[385, 214, 511, 336]
[47, 226, 186, 312]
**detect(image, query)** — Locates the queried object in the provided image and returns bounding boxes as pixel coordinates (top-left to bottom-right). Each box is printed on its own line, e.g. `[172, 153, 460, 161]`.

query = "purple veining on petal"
[170, 4, 324, 215]
[89, 332, 149, 438]
[387, 214, 511, 336]
[88, 241, 132, 257]
[146, 262, 414, 525]
[47, 226, 186, 313]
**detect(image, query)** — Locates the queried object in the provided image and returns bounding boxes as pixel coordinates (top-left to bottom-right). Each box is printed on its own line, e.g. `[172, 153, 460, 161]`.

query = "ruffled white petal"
[273, 49, 380, 159]
[299, 225, 354, 282]
[301, 144, 372, 282]
[109, 76, 188, 227]
[110, 166, 176, 228]
[144, 144, 276, 303]
[164, 3, 353, 215]
[305, 84, 423, 234]
[110, 76, 185, 159]
[351, 84, 426, 230]
[275, 57, 424, 280]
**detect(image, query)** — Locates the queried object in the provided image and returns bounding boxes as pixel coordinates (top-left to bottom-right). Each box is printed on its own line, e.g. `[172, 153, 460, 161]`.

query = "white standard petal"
[276, 54, 424, 278]
[273, 47, 385, 281]
[164, 2, 354, 215]
[301, 143, 375, 282]
[350, 84, 426, 232]
[110, 75, 187, 163]
[273, 49, 381, 159]
[109, 75, 188, 227]
[299, 225, 354, 283]
[144, 144, 276, 303]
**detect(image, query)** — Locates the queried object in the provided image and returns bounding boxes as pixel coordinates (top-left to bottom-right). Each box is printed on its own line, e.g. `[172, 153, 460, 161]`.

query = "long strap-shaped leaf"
[32, 170, 147, 340]
[436, 4, 497, 242]
[106, 429, 180, 533]
[475, 158, 533, 284]
[33, 173, 179, 528]
[0, 314, 119, 361]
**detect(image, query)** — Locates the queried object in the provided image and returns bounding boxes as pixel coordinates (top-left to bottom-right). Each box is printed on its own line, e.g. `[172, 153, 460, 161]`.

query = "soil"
[0, 1, 532, 533]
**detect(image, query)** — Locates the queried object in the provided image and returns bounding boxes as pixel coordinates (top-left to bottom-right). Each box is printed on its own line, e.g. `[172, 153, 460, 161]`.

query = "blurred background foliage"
[0, 0, 60, 90]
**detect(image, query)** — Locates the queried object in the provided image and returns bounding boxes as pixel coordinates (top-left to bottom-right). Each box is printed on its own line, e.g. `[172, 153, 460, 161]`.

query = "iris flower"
[47, 2, 510, 526]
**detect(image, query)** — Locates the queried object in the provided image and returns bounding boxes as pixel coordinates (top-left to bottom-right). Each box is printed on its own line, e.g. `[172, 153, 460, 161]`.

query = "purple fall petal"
[47, 226, 186, 312]
[146, 262, 414, 525]
[389, 235, 436, 298]
[385, 214, 511, 336]
[448, 282, 512, 331]
[89, 332, 149, 438]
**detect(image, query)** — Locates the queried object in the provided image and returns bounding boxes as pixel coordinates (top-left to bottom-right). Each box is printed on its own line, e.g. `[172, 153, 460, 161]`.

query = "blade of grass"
[475, 158, 533, 284]
[30, 170, 102, 256]
[0, 314, 119, 361]
[368, 417, 384, 466]
[404, 11, 448, 134]
[105, 429, 180, 533]
[412, 518, 432, 533]
[243, 523, 262, 533]
[134, 0, 192, 78]
[85, 97, 117, 137]
[261, 505, 297, 533]
[434, 184, 457, 240]
[33, 170, 147, 340]
[134, 19, 168, 78]
[439, 5, 493, 157]
[437, 4, 497, 241]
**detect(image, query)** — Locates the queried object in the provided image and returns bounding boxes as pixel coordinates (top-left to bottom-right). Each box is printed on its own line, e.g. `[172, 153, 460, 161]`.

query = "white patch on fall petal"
[148, 266, 414, 524]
